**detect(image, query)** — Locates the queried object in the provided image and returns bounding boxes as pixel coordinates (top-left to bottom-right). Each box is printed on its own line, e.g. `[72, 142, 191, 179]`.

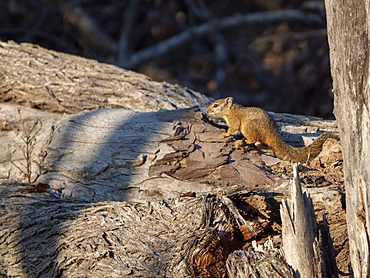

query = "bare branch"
[121, 10, 324, 69]
[184, 0, 229, 96]
[117, 0, 141, 67]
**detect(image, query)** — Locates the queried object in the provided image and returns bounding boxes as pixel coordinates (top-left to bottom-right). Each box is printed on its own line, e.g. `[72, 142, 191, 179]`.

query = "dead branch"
[184, 0, 229, 95]
[122, 10, 324, 69]
[117, 0, 140, 67]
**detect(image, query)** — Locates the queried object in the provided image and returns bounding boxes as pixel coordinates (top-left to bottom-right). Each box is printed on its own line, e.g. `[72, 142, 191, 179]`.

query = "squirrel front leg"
[220, 126, 240, 139]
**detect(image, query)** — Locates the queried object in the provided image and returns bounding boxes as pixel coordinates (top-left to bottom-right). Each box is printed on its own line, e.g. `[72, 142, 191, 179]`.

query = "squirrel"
[206, 97, 339, 164]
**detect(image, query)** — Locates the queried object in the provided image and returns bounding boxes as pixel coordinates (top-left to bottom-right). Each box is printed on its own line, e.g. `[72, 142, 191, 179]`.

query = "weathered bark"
[281, 164, 338, 278]
[325, 1, 370, 277]
[0, 41, 211, 114]
[0, 41, 346, 277]
[0, 102, 345, 277]
[0, 103, 339, 202]
[226, 249, 294, 278]
[281, 165, 317, 278]
[0, 182, 244, 277]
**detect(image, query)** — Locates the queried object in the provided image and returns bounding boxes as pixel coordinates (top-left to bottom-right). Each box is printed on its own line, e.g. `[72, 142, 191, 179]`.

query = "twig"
[11, 109, 43, 183]
[121, 10, 324, 69]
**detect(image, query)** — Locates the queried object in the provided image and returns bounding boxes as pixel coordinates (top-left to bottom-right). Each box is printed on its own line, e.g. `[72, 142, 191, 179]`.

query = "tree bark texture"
[226, 249, 294, 278]
[0, 41, 211, 114]
[325, 1, 370, 277]
[0, 183, 244, 277]
[281, 164, 338, 278]
[0, 40, 346, 277]
[281, 165, 317, 278]
[0, 104, 339, 203]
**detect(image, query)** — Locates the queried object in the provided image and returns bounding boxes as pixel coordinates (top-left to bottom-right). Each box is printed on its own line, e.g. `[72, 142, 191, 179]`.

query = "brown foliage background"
[0, 0, 333, 118]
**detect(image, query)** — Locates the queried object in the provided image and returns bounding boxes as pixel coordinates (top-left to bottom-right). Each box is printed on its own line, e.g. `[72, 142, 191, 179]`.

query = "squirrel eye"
[213, 104, 218, 108]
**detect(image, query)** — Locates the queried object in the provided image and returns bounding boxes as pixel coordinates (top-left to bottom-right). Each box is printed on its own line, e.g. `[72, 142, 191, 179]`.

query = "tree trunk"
[324, 1, 370, 277]
[0, 41, 211, 114]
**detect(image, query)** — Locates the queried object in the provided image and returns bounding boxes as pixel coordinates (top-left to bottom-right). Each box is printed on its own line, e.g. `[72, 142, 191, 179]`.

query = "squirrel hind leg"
[255, 142, 275, 156]
[234, 138, 257, 149]
[243, 132, 259, 145]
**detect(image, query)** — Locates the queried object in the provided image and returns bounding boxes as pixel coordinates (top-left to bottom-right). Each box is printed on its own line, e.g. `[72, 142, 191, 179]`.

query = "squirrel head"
[206, 97, 234, 116]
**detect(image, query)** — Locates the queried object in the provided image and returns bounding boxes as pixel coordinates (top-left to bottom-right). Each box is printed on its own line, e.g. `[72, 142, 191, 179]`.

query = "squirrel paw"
[235, 139, 247, 148]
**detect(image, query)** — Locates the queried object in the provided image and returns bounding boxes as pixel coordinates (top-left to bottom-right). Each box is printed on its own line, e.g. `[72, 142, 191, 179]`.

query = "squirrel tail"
[271, 132, 339, 164]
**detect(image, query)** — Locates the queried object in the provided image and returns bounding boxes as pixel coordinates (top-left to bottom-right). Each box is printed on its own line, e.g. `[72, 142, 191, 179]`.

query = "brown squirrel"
[206, 97, 339, 164]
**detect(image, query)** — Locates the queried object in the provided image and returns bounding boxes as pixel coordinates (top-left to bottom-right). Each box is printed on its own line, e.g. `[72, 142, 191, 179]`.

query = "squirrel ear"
[225, 97, 234, 106]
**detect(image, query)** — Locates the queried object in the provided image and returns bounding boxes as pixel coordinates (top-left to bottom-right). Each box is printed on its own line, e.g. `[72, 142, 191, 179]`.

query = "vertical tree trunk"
[324, 1, 370, 277]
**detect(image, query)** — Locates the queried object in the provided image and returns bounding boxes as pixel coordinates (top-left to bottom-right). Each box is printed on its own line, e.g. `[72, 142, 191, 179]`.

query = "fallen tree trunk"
[0, 182, 244, 277]
[0, 103, 339, 202]
[0, 41, 347, 277]
[0, 40, 211, 114]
